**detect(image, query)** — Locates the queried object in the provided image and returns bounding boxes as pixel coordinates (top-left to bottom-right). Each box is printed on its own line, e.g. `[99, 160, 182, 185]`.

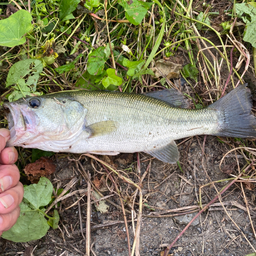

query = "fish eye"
[29, 98, 41, 108]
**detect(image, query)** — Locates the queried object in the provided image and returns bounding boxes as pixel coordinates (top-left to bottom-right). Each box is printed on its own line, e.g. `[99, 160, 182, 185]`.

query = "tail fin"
[208, 84, 256, 138]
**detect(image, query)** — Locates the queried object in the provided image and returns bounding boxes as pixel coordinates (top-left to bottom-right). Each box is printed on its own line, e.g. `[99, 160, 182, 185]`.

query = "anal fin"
[89, 151, 120, 155]
[145, 141, 179, 164]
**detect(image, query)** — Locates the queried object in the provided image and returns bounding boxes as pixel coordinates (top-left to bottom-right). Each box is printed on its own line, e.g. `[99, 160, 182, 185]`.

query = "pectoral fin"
[145, 141, 179, 164]
[88, 120, 117, 138]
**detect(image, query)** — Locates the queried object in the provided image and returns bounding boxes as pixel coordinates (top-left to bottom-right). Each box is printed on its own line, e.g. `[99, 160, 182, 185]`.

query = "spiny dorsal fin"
[145, 89, 190, 108]
[145, 141, 179, 164]
[88, 120, 117, 138]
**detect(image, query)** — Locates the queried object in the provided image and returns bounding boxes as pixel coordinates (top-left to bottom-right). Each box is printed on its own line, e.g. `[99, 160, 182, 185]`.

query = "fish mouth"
[4, 103, 35, 146]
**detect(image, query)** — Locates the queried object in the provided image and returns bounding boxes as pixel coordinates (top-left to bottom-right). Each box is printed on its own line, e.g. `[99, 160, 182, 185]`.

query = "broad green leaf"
[182, 64, 199, 82]
[0, 10, 33, 47]
[2, 177, 54, 243]
[235, 3, 256, 47]
[31, 149, 55, 163]
[235, 3, 256, 23]
[87, 44, 112, 75]
[23, 177, 53, 210]
[1, 202, 50, 242]
[59, 0, 80, 20]
[118, 0, 152, 25]
[6, 59, 43, 101]
[6, 59, 43, 88]
[244, 20, 256, 47]
[102, 68, 122, 88]
[122, 59, 145, 76]
[84, 0, 100, 10]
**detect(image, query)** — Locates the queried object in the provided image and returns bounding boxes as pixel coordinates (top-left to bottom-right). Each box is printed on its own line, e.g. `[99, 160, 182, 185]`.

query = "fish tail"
[208, 84, 256, 138]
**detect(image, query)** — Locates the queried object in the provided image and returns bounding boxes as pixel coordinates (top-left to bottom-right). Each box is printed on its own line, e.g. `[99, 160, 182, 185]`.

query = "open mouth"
[5, 108, 14, 130]
[3, 103, 28, 143]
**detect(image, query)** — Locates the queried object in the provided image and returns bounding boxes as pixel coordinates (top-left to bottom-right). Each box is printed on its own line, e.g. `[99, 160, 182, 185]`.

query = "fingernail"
[0, 129, 10, 142]
[8, 151, 16, 163]
[0, 194, 14, 208]
[0, 176, 12, 192]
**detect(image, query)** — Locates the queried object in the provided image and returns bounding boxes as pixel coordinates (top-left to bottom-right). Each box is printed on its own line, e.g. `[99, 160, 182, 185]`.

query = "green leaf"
[1, 177, 54, 242]
[47, 210, 60, 229]
[235, 3, 256, 23]
[56, 62, 75, 74]
[102, 68, 122, 88]
[122, 59, 145, 76]
[76, 71, 105, 90]
[235, 3, 256, 47]
[1, 202, 50, 242]
[59, 0, 80, 20]
[31, 149, 55, 163]
[6, 59, 43, 88]
[182, 64, 199, 82]
[84, 0, 100, 10]
[55, 53, 83, 74]
[23, 177, 53, 210]
[0, 10, 33, 47]
[118, 0, 152, 25]
[6, 59, 44, 101]
[243, 20, 256, 48]
[196, 12, 211, 30]
[87, 44, 112, 75]
[132, 68, 154, 79]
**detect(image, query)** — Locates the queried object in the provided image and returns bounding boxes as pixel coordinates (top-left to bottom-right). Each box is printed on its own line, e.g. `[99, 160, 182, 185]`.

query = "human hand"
[0, 129, 23, 236]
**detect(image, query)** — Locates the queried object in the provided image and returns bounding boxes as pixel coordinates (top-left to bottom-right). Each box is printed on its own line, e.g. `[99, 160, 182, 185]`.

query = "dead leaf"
[93, 176, 108, 192]
[115, 153, 134, 166]
[160, 251, 172, 256]
[6, 4, 18, 17]
[91, 191, 109, 213]
[93, 176, 102, 189]
[24, 157, 56, 183]
[151, 59, 182, 79]
[244, 181, 255, 191]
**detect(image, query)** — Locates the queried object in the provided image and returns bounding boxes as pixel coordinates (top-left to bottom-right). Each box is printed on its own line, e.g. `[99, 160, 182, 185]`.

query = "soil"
[0, 133, 256, 256]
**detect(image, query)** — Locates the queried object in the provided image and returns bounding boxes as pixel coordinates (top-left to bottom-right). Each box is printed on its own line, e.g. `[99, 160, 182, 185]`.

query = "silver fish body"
[4, 85, 256, 163]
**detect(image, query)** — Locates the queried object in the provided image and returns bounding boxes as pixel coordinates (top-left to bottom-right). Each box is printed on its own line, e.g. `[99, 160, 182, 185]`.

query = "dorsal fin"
[145, 89, 190, 108]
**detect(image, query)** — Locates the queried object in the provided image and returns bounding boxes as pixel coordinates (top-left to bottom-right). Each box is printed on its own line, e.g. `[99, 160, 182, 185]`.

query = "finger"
[0, 165, 20, 192]
[0, 182, 23, 215]
[0, 129, 10, 153]
[0, 206, 20, 234]
[0, 147, 18, 165]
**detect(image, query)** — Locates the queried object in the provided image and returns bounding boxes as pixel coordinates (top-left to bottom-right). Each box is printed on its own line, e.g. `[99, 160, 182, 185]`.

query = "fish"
[4, 84, 256, 164]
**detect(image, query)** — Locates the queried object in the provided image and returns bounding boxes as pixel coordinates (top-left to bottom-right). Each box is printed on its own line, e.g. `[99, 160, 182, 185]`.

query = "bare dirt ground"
[1, 132, 256, 256]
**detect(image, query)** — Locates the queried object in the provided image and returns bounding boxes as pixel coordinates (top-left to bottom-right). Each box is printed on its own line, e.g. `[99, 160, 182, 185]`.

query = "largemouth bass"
[4, 85, 256, 164]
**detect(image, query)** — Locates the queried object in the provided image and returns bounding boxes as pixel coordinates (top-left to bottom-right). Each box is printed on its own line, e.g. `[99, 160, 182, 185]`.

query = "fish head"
[4, 95, 87, 148]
